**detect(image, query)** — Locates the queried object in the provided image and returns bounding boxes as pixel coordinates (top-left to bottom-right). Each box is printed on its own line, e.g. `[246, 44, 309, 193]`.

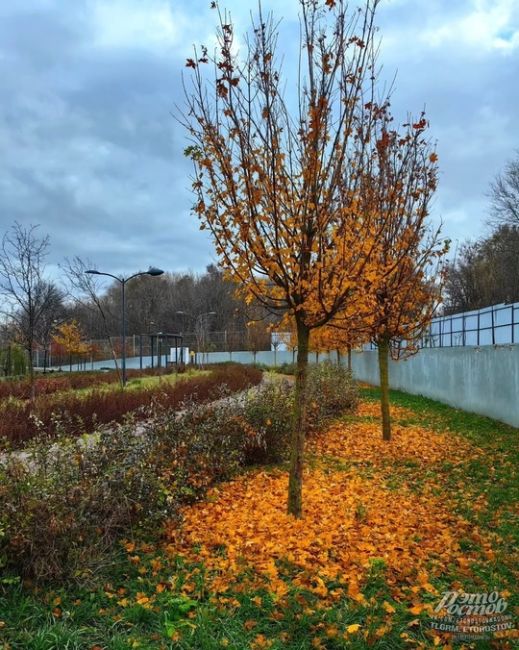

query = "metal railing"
[364, 301, 519, 351]
[31, 329, 267, 370]
[423, 302, 519, 348]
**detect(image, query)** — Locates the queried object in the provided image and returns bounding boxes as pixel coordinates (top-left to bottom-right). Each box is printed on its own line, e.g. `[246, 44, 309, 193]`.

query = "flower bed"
[0, 364, 358, 582]
[0, 364, 262, 448]
[0, 366, 180, 401]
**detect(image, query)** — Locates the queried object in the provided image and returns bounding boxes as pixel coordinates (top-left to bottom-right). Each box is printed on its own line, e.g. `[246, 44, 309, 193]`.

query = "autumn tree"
[246, 319, 270, 364]
[309, 326, 328, 363]
[361, 115, 448, 440]
[182, 0, 412, 516]
[317, 314, 370, 369]
[276, 328, 298, 365]
[305, 288, 373, 368]
[52, 320, 90, 372]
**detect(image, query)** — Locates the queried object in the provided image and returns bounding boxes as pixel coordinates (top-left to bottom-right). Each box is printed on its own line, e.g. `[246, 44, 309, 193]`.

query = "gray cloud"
[0, 0, 517, 282]
[376, 0, 519, 244]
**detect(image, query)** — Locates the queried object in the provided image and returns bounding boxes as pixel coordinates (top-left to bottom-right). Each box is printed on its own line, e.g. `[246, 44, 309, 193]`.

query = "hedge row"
[0, 366, 180, 401]
[0, 365, 262, 448]
[0, 363, 357, 582]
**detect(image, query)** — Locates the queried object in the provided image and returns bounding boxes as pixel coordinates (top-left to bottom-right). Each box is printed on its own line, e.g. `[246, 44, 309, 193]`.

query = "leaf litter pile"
[168, 401, 484, 596]
[6, 398, 513, 649]
[169, 469, 471, 601]
[161, 399, 517, 649]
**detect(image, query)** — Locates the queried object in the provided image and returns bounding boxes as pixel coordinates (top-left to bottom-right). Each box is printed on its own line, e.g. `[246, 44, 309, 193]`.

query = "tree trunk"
[288, 318, 310, 518]
[377, 336, 391, 441]
[28, 344, 36, 401]
[336, 349, 341, 366]
[347, 345, 352, 372]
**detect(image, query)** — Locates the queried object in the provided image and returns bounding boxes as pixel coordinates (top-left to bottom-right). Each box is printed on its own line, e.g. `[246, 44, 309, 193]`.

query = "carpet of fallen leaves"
[354, 400, 416, 420]
[309, 418, 485, 467]
[166, 400, 487, 605]
[169, 469, 472, 603]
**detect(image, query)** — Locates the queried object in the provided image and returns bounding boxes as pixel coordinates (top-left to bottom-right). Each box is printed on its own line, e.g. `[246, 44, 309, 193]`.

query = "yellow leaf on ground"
[383, 601, 395, 614]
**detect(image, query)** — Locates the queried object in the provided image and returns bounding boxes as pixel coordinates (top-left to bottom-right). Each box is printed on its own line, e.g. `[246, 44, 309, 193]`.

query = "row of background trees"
[3, 148, 516, 372]
[0, 222, 272, 382]
[444, 152, 519, 313]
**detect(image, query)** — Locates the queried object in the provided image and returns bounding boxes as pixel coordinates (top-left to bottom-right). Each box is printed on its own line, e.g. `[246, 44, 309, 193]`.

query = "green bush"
[272, 362, 296, 375]
[306, 362, 358, 430]
[150, 394, 250, 502]
[0, 418, 172, 582]
[241, 379, 293, 465]
[0, 389, 259, 582]
[0, 365, 355, 583]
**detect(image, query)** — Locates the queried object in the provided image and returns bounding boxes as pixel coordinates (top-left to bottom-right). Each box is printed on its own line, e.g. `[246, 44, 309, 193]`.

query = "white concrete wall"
[350, 345, 519, 428]
[49, 344, 519, 428]
[191, 350, 334, 366]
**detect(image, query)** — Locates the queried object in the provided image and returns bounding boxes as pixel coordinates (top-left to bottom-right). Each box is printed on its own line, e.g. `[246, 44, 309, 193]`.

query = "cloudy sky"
[0, 0, 518, 281]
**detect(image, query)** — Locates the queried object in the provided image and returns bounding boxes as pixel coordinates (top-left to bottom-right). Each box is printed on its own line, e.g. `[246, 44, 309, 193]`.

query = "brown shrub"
[0, 367, 178, 401]
[0, 364, 262, 448]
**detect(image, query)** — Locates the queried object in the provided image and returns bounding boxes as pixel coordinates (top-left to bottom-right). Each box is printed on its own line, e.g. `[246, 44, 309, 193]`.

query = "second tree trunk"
[287, 318, 310, 517]
[377, 336, 391, 441]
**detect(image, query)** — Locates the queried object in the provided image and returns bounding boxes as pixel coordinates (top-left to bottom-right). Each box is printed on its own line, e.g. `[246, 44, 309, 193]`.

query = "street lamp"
[175, 311, 216, 367]
[85, 266, 164, 386]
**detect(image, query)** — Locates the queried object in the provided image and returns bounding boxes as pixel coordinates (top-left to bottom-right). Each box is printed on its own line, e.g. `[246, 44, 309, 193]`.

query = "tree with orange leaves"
[309, 327, 332, 364]
[52, 320, 90, 372]
[362, 113, 449, 440]
[182, 0, 425, 516]
[309, 318, 366, 368]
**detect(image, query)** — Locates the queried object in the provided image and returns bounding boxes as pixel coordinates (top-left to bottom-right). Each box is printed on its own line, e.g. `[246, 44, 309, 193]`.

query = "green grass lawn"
[0, 386, 517, 649]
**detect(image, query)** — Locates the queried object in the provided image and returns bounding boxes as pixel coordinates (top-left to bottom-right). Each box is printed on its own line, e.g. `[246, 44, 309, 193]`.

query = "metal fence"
[34, 329, 265, 371]
[363, 301, 519, 352]
[424, 302, 519, 348]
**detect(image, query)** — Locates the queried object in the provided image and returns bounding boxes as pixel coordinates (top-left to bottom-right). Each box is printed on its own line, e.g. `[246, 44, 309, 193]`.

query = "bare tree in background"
[489, 152, 519, 228]
[34, 283, 66, 372]
[62, 256, 122, 382]
[0, 223, 58, 393]
[444, 226, 519, 312]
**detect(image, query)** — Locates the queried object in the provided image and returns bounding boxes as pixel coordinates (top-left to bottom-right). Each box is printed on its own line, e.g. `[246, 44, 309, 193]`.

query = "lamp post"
[85, 267, 164, 386]
[176, 311, 216, 367]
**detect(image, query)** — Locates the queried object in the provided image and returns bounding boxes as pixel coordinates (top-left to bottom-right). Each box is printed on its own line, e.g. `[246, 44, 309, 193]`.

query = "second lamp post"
[85, 266, 164, 386]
